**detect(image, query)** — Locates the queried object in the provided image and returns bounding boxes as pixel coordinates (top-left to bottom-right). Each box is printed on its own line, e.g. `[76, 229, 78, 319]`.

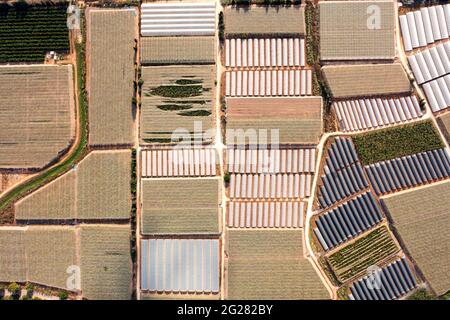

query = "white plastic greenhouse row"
[229, 173, 312, 200]
[422, 74, 450, 112]
[227, 148, 316, 174]
[399, 4, 450, 51]
[227, 201, 305, 228]
[225, 69, 312, 97]
[333, 96, 424, 132]
[408, 42, 450, 84]
[225, 38, 305, 68]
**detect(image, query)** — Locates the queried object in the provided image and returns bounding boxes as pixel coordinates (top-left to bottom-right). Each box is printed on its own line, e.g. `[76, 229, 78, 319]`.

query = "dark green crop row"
[0, 5, 69, 63]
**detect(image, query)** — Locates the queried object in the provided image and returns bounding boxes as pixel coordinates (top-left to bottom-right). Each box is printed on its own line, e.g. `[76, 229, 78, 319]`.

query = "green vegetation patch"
[149, 85, 203, 98]
[353, 121, 444, 164]
[156, 104, 193, 111]
[177, 110, 211, 117]
[0, 3, 70, 63]
[175, 79, 202, 85]
[327, 226, 399, 283]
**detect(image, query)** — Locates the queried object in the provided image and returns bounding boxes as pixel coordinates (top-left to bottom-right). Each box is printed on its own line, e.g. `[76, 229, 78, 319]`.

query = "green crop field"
[327, 226, 399, 283]
[0, 3, 69, 63]
[353, 121, 444, 164]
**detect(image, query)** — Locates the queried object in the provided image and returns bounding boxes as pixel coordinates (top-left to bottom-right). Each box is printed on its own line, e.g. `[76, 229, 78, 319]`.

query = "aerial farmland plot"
[140, 65, 215, 144]
[141, 178, 220, 235]
[140, 36, 215, 65]
[383, 181, 450, 296]
[319, 1, 395, 61]
[80, 224, 132, 300]
[326, 226, 400, 284]
[0, 228, 26, 282]
[15, 150, 131, 221]
[226, 230, 329, 299]
[0, 2, 69, 63]
[0, 65, 75, 170]
[226, 97, 322, 144]
[224, 5, 305, 35]
[86, 8, 136, 146]
[322, 64, 411, 98]
[437, 112, 450, 144]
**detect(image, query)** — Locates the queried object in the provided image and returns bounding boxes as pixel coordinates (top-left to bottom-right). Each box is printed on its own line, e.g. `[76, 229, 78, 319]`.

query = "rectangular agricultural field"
[224, 6, 305, 35]
[0, 65, 75, 169]
[437, 112, 450, 144]
[80, 225, 132, 300]
[15, 150, 131, 221]
[0, 3, 70, 63]
[141, 37, 215, 65]
[76, 150, 131, 220]
[25, 226, 77, 290]
[0, 228, 27, 282]
[141, 65, 215, 144]
[86, 8, 136, 146]
[383, 182, 450, 296]
[226, 97, 322, 144]
[226, 230, 329, 299]
[319, 1, 395, 60]
[141, 178, 220, 235]
[322, 64, 411, 98]
[326, 226, 399, 283]
[353, 121, 444, 164]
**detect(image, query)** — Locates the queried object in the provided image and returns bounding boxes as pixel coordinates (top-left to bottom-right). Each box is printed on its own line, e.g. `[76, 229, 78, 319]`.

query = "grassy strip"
[327, 226, 398, 283]
[130, 148, 137, 300]
[0, 13, 88, 215]
[156, 104, 193, 111]
[353, 121, 444, 164]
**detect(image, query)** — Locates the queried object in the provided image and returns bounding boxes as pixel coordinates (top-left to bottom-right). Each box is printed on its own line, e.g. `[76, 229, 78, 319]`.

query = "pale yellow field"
[15, 150, 131, 220]
[0, 65, 74, 169]
[141, 178, 220, 235]
[226, 230, 330, 299]
[87, 8, 136, 146]
[80, 225, 132, 300]
[140, 65, 215, 144]
[322, 64, 411, 98]
[383, 182, 450, 296]
[0, 229, 27, 282]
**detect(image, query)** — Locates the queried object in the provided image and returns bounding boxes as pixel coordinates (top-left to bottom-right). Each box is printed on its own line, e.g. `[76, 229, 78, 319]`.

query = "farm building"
[317, 137, 369, 209]
[313, 192, 384, 251]
[225, 97, 322, 144]
[224, 6, 305, 35]
[348, 256, 418, 300]
[140, 148, 217, 178]
[333, 96, 424, 132]
[140, 36, 215, 65]
[140, 65, 215, 144]
[15, 150, 131, 221]
[0, 65, 74, 170]
[225, 38, 306, 68]
[321, 64, 411, 98]
[0, 225, 132, 299]
[226, 230, 329, 299]
[86, 8, 136, 146]
[141, 178, 220, 235]
[382, 182, 450, 296]
[319, 1, 395, 61]
[225, 69, 313, 97]
[399, 4, 450, 51]
[140, 2, 216, 37]
[140, 239, 220, 295]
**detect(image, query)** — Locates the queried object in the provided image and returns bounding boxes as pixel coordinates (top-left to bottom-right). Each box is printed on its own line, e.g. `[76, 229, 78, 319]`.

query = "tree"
[7, 282, 21, 300]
